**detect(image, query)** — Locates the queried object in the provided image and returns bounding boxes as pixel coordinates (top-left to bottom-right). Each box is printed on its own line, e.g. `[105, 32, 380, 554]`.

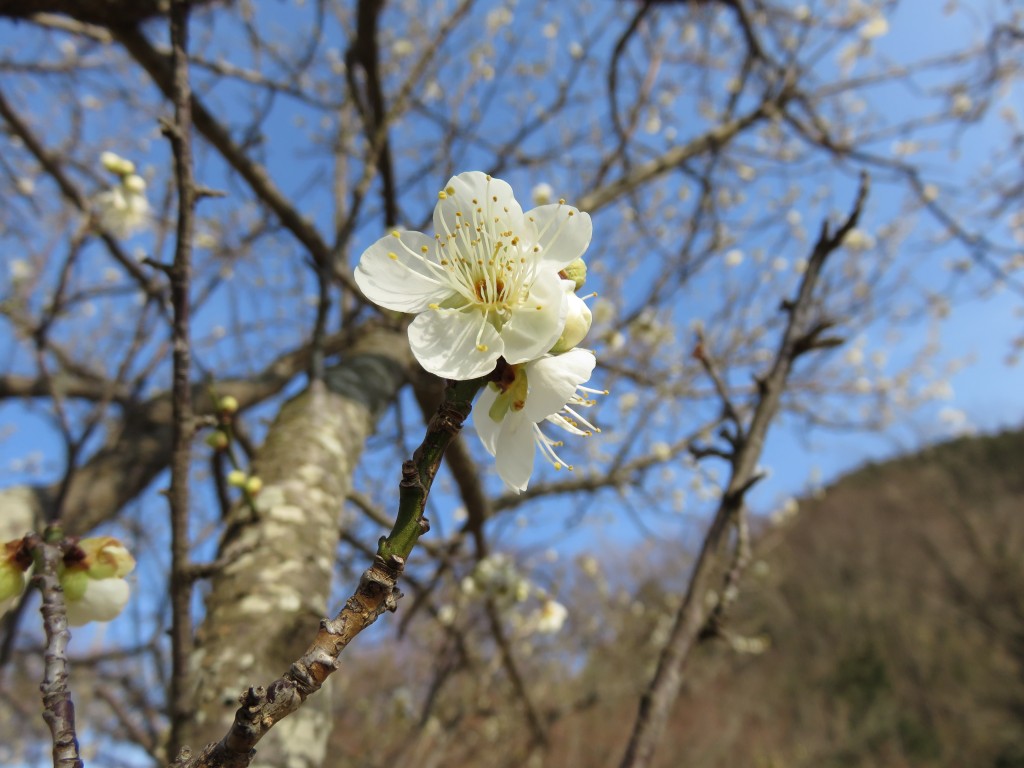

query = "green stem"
[377, 377, 484, 563]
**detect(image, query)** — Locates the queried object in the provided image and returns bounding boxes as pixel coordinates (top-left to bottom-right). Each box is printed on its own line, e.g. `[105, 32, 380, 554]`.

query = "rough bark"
[180, 327, 410, 768]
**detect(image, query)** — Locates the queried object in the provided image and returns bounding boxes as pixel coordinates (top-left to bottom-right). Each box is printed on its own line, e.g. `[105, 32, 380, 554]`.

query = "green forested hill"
[663, 428, 1024, 767]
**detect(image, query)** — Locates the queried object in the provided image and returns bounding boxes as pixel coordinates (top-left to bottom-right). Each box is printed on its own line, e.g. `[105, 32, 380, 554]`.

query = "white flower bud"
[100, 151, 136, 176]
[549, 293, 592, 353]
[123, 174, 146, 194]
[531, 182, 554, 206]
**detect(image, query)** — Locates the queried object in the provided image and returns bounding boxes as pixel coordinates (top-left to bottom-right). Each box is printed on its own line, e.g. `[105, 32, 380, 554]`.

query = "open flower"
[354, 171, 593, 379]
[95, 173, 150, 238]
[533, 598, 569, 634]
[475, 348, 599, 491]
[59, 536, 135, 626]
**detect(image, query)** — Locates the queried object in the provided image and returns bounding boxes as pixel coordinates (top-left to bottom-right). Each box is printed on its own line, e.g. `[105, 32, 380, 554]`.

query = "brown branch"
[28, 530, 84, 768]
[578, 92, 789, 213]
[345, 0, 398, 227]
[162, 2, 197, 756]
[618, 172, 871, 768]
[109, 25, 359, 295]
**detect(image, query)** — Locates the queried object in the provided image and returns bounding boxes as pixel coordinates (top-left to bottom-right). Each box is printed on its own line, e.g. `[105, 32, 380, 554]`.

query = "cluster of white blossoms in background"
[455, 553, 569, 635]
[355, 171, 603, 491]
[94, 151, 150, 238]
[1, 536, 135, 626]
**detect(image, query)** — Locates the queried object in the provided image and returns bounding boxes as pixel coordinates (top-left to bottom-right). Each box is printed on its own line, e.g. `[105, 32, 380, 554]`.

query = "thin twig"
[29, 530, 84, 768]
[618, 172, 870, 768]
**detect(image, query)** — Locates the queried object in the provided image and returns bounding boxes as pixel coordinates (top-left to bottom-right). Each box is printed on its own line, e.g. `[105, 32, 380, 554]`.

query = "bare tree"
[0, 0, 1020, 766]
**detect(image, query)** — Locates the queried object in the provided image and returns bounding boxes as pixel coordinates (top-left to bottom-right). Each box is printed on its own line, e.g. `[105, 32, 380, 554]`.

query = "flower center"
[487, 362, 529, 422]
[433, 187, 532, 317]
[474, 277, 506, 304]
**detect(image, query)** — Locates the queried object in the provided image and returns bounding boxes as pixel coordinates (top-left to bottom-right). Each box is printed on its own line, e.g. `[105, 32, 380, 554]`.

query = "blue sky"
[1, 0, 1021, 571]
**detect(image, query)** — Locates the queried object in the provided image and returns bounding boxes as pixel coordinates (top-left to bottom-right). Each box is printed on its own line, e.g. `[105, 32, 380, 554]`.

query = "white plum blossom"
[475, 348, 600, 492]
[95, 173, 150, 238]
[1, 539, 31, 618]
[355, 172, 592, 380]
[859, 15, 889, 39]
[463, 553, 531, 607]
[533, 599, 568, 634]
[59, 536, 135, 626]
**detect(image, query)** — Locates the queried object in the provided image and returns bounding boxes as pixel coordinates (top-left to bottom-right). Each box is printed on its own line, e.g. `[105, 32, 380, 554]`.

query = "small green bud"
[244, 476, 263, 495]
[205, 430, 229, 450]
[227, 470, 247, 487]
[559, 258, 587, 291]
[218, 395, 239, 414]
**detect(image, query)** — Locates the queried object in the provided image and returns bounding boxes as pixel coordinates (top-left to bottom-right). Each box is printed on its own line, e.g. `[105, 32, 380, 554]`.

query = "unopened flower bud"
[218, 395, 239, 414]
[227, 469, 247, 487]
[244, 476, 263, 495]
[205, 430, 229, 450]
[123, 174, 146, 194]
[76, 536, 135, 580]
[100, 151, 135, 177]
[550, 293, 592, 353]
[559, 258, 587, 291]
[532, 182, 554, 206]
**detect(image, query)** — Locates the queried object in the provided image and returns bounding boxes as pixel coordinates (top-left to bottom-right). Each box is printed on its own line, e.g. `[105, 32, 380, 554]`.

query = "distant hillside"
[322, 429, 1024, 768]
[663, 428, 1024, 767]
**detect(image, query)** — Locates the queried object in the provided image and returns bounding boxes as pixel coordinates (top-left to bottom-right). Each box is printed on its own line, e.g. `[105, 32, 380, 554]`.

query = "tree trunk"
[179, 328, 410, 767]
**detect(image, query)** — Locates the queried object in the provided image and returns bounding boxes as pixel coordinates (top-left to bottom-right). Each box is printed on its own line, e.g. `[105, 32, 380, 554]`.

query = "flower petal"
[500, 272, 571, 364]
[66, 578, 130, 626]
[355, 231, 451, 313]
[408, 308, 503, 379]
[474, 385, 503, 456]
[522, 348, 596, 422]
[494, 415, 536, 493]
[526, 204, 592, 272]
[434, 172, 525, 244]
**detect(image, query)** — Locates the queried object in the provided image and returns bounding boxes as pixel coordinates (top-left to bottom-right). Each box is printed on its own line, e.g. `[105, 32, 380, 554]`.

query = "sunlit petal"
[521, 349, 596, 422]
[408, 309, 503, 379]
[494, 415, 536, 493]
[526, 204, 592, 272]
[355, 231, 451, 312]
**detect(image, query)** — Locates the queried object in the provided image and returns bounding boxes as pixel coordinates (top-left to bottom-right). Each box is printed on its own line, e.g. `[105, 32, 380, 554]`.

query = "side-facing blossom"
[59, 536, 135, 626]
[354, 171, 593, 380]
[94, 152, 149, 238]
[0, 539, 31, 617]
[95, 174, 150, 238]
[475, 347, 599, 492]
